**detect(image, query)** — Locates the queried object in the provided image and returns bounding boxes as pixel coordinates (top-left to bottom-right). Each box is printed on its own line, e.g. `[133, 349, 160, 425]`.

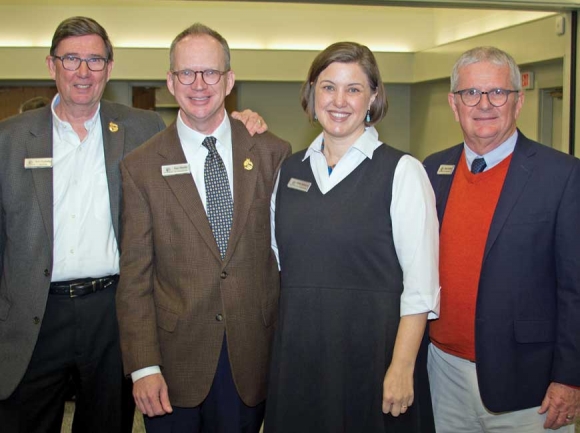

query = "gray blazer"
[0, 101, 165, 399]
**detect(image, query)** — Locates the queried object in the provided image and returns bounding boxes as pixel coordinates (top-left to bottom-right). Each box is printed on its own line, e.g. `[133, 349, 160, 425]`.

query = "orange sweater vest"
[430, 152, 512, 361]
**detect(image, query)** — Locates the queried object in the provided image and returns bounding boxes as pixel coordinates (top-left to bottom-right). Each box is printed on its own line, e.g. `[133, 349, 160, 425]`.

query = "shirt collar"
[176, 109, 231, 150]
[302, 126, 381, 162]
[463, 129, 518, 170]
[51, 94, 101, 132]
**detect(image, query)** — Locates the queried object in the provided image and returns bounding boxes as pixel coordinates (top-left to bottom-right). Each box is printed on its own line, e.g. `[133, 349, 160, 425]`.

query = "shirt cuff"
[131, 365, 161, 383]
[400, 286, 441, 320]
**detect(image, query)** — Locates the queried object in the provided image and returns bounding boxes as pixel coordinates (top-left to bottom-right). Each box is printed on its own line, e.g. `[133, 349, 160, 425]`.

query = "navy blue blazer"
[423, 130, 580, 412]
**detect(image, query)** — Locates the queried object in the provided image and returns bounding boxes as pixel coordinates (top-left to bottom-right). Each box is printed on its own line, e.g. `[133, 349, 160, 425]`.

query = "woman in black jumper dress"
[264, 42, 440, 433]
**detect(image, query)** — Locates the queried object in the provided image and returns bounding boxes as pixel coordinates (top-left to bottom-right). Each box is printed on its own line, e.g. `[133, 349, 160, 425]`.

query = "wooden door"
[0, 86, 57, 120]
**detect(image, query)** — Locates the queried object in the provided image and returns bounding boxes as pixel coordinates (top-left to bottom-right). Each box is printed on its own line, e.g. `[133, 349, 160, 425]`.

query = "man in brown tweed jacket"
[116, 22, 290, 433]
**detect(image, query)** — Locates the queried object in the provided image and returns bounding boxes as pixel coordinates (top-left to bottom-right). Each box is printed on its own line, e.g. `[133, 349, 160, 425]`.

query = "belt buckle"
[69, 281, 88, 298]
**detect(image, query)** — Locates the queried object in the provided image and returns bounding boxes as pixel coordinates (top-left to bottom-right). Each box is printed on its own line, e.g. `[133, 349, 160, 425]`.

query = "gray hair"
[450, 46, 521, 92]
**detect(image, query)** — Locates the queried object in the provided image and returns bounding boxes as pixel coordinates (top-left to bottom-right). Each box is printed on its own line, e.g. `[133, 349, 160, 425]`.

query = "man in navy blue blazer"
[423, 46, 580, 432]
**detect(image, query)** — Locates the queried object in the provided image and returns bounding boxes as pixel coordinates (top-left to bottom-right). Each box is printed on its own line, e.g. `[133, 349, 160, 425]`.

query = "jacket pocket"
[156, 306, 179, 333]
[506, 211, 551, 225]
[514, 320, 555, 343]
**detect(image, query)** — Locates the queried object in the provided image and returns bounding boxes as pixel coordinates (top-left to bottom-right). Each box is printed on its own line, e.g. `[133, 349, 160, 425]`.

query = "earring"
[365, 110, 371, 123]
[314, 113, 318, 121]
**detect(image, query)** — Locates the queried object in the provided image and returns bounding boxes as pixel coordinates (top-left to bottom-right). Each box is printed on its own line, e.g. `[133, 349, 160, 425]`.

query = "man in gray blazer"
[0, 16, 167, 433]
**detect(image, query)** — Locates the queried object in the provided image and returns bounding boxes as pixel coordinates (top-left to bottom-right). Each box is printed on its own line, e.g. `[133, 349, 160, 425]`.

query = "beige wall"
[236, 82, 318, 153]
[410, 78, 463, 161]
[414, 16, 567, 82]
[0, 46, 414, 83]
[517, 59, 565, 148]
[1, 14, 571, 159]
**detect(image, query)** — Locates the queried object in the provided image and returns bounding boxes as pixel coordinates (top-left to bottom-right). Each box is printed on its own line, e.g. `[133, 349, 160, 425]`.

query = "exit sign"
[521, 71, 534, 90]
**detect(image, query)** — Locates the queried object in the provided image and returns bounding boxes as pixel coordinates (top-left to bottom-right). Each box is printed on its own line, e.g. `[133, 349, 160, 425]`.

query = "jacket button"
[33, 317, 40, 325]
[215, 313, 223, 322]
[220, 271, 227, 279]
[44, 269, 50, 277]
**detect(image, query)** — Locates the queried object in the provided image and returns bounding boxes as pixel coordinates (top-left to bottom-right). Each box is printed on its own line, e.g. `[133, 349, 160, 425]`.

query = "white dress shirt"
[177, 110, 234, 208]
[51, 95, 119, 282]
[132, 110, 234, 382]
[464, 130, 518, 171]
[271, 127, 440, 319]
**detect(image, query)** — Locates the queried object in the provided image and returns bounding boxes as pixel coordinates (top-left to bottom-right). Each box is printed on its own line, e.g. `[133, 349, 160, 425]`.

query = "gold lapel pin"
[243, 158, 253, 171]
[109, 122, 119, 133]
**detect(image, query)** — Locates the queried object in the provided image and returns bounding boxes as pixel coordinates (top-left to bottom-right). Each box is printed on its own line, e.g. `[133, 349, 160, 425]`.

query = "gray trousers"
[427, 343, 574, 433]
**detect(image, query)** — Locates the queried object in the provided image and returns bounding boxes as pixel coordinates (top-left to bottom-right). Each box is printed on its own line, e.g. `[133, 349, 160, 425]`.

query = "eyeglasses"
[453, 88, 519, 107]
[52, 55, 109, 72]
[171, 69, 228, 86]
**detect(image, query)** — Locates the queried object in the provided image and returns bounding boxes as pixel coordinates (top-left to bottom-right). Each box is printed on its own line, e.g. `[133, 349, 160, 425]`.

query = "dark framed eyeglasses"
[171, 69, 229, 86]
[52, 55, 109, 72]
[453, 88, 519, 107]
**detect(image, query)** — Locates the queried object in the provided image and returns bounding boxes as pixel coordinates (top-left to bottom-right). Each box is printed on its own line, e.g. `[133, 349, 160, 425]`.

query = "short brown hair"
[300, 41, 387, 126]
[169, 23, 230, 71]
[50, 16, 113, 61]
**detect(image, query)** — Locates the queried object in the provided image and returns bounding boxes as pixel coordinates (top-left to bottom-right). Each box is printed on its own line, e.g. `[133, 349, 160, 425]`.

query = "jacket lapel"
[158, 124, 222, 261]
[484, 132, 536, 260]
[223, 118, 258, 265]
[433, 145, 463, 226]
[26, 107, 55, 254]
[100, 102, 125, 242]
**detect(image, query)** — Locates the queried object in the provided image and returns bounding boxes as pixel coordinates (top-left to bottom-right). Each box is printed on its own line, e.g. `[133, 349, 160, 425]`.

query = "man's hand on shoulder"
[539, 382, 580, 430]
[133, 373, 173, 417]
[231, 109, 268, 136]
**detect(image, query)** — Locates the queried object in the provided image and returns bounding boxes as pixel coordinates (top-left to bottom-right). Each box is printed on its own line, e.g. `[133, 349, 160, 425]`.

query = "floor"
[61, 402, 145, 433]
[61, 403, 269, 433]
[61, 402, 578, 433]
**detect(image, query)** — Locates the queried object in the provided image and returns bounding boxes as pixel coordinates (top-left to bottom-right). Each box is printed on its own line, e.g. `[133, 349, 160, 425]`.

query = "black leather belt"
[49, 275, 119, 298]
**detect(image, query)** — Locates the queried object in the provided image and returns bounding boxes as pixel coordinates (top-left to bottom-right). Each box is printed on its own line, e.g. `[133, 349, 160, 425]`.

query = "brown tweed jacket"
[116, 117, 291, 407]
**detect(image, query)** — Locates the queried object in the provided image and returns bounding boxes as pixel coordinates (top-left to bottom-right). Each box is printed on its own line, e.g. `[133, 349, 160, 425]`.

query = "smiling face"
[314, 61, 377, 147]
[46, 34, 113, 119]
[167, 34, 235, 134]
[449, 61, 524, 155]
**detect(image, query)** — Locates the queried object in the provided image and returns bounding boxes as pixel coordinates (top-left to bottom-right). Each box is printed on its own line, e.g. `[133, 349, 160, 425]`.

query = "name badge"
[437, 164, 455, 175]
[287, 178, 311, 192]
[161, 163, 191, 176]
[24, 158, 53, 169]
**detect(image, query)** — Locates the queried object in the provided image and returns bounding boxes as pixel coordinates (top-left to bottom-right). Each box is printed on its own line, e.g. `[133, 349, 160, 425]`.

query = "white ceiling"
[0, 0, 562, 52]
